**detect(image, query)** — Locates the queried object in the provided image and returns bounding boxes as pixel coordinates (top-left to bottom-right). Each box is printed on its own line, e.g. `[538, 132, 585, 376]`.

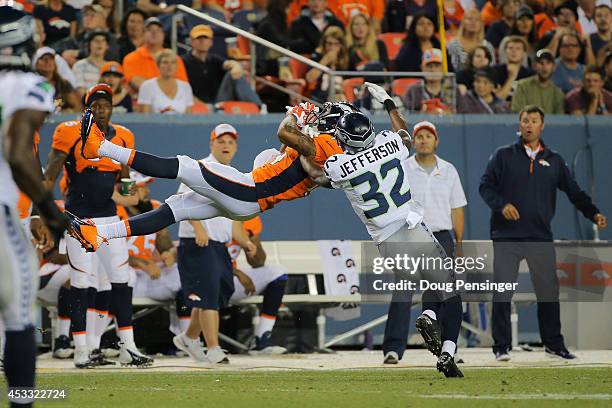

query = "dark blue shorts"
[177, 238, 234, 310]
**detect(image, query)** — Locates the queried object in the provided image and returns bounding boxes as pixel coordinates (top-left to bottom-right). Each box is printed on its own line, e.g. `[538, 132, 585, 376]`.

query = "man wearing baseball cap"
[383, 121, 467, 365]
[402, 49, 451, 113]
[122, 17, 188, 89]
[512, 49, 565, 114]
[183, 25, 262, 106]
[174, 123, 257, 365]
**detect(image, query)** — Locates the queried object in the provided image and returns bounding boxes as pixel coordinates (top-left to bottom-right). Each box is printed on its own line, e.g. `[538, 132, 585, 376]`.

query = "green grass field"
[6, 368, 611, 407]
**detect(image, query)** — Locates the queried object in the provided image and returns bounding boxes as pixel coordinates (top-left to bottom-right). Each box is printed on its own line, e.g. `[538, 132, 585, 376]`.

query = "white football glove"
[363, 82, 391, 103]
[285, 102, 319, 129]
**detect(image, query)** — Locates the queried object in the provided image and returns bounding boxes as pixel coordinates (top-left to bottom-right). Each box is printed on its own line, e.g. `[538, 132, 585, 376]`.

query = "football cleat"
[89, 348, 116, 366]
[80, 108, 104, 159]
[416, 314, 442, 357]
[65, 210, 106, 252]
[248, 331, 288, 355]
[74, 347, 97, 369]
[495, 351, 512, 362]
[119, 343, 154, 367]
[436, 352, 464, 378]
[52, 335, 74, 359]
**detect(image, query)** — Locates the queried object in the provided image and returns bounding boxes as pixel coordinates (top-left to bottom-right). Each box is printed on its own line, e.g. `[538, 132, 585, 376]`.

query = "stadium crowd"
[9, 0, 612, 114]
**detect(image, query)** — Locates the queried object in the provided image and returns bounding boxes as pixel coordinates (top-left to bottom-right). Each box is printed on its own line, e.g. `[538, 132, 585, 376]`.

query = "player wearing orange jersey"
[45, 84, 153, 368]
[69, 102, 354, 251]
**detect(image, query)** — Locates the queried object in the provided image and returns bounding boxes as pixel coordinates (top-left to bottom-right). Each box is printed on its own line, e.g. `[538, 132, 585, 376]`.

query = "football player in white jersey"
[300, 83, 464, 378]
[0, 6, 70, 406]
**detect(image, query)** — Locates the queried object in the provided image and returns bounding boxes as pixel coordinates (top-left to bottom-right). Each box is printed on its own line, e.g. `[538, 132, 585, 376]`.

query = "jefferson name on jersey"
[333, 135, 402, 179]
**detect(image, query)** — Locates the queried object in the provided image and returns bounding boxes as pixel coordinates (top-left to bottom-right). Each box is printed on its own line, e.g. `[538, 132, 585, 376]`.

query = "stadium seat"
[237, 35, 251, 56]
[216, 101, 260, 114]
[377, 33, 405, 61]
[392, 78, 420, 98]
[191, 101, 210, 114]
[342, 77, 364, 102]
[289, 58, 310, 81]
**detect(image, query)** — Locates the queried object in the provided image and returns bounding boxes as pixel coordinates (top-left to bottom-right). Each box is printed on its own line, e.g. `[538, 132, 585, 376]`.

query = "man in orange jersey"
[45, 84, 153, 368]
[70, 102, 354, 250]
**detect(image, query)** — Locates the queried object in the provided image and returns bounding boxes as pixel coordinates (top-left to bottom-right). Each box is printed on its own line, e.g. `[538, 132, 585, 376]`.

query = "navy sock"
[261, 276, 287, 316]
[95, 290, 111, 313]
[110, 283, 133, 329]
[175, 290, 192, 318]
[128, 204, 176, 236]
[131, 152, 179, 179]
[4, 326, 36, 390]
[440, 295, 462, 343]
[70, 286, 89, 334]
[57, 286, 70, 319]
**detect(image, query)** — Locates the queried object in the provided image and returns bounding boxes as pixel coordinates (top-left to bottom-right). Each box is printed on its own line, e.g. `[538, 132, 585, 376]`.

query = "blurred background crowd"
[10, 0, 612, 115]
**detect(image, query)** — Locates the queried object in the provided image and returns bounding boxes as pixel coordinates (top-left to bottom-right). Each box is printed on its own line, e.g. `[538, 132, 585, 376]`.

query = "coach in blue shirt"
[479, 105, 607, 361]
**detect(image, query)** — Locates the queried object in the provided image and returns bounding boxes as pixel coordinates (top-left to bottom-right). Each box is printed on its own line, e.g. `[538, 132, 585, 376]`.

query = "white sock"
[94, 312, 110, 349]
[442, 340, 456, 356]
[422, 309, 437, 320]
[97, 221, 128, 240]
[57, 317, 71, 337]
[98, 139, 133, 165]
[183, 332, 200, 346]
[86, 309, 98, 350]
[255, 314, 276, 338]
[73, 333, 87, 349]
[118, 327, 135, 348]
[179, 317, 191, 334]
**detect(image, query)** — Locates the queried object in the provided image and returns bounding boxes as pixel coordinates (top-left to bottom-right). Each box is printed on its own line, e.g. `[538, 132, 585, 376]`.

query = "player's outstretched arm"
[363, 82, 412, 148]
[277, 111, 316, 157]
[299, 156, 332, 189]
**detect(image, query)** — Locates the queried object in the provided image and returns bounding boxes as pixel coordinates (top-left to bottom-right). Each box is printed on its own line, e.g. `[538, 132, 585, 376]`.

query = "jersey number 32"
[349, 158, 411, 219]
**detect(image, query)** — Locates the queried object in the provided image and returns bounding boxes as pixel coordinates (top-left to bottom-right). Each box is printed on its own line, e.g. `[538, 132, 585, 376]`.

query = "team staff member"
[172, 124, 256, 365]
[45, 84, 152, 368]
[479, 105, 608, 361]
[382, 121, 467, 365]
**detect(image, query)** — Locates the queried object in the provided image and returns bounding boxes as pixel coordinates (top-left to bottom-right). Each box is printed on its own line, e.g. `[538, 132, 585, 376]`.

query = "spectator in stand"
[444, 0, 465, 37]
[512, 49, 565, 114]
[72, 30, 110, 96]
[326, 0, 385, 34]
[481, 0, 504, 27]
[123, 17, 188, 91]
[565, 64, 612, 113]
[507, 5, 538, 60]
[485, 0, 520, 49]
[552, 32, 586, 92]
[493, 36, 534, 101]
[403, 49, 452, 113]
[34, 18, 78, 89]
[591, 0, 612, 59]
[457, 67, 510, 113]
[385, 0, 439, 33]
[138, 49, 194, 114]
[118, 9, 148, 62]
[396, 12, 452, 73]
[33, 0, 78, 47]
[605, 52, 612, 90]
[33, 47, 82, 112]
[99, 61, 133, 113]
[54, 4, 121, 65]
[183, 25, 262, 106]
[94, 0, 119, 33]
[578, 0, 598, 35]
[457, 45, 494, 95]
[305, 26, 349, 102]
[538, 1, 596, 65]
[289, 0, 344, 55]
[346, 13, 389, 71]
[447, 8, 496, 71]
[255, 0, 302, 77]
